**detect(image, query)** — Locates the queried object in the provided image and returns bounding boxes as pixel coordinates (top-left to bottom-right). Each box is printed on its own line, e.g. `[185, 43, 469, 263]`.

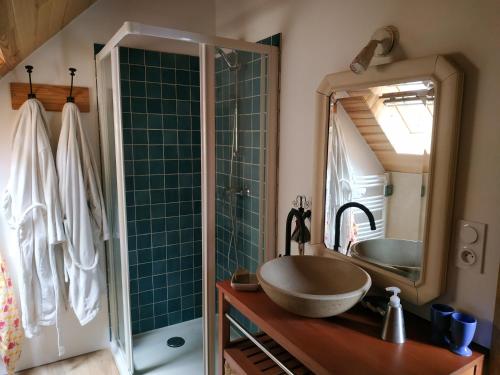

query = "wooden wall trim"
[10, 82, 90, 112]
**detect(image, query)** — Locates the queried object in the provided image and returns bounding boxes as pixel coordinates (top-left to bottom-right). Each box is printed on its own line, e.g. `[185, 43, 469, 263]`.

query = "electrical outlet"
[455, 220, 486, 273]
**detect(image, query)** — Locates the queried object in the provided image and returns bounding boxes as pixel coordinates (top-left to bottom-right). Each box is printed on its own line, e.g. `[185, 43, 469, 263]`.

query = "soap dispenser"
[381, 287, 406, 344]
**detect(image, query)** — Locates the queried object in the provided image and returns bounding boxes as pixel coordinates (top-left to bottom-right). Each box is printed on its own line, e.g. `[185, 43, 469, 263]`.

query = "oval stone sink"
[257, 256, 371, 318]
[350, 238, 422, 281]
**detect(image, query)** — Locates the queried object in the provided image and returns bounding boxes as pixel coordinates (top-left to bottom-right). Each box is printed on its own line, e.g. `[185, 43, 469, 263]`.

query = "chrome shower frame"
[96, 22, 279, 375]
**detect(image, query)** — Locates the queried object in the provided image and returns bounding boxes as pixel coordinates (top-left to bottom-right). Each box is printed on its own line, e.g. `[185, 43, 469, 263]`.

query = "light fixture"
[350, 26, 398, 74]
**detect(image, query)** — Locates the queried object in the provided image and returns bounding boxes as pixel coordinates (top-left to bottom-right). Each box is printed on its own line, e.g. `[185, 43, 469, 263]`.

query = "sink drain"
[167, 336, 185, 348]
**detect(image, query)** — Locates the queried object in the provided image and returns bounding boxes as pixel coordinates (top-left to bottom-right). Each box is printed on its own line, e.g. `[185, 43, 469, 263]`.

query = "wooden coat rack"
[10, 66, 90, 112]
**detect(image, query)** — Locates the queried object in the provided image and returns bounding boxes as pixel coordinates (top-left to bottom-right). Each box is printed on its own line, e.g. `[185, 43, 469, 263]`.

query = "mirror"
[324, 80, 435, 281]
[311, 55, 463, 305]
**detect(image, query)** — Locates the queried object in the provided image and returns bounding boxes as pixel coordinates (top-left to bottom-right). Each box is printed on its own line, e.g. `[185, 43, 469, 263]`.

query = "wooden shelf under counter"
[217, 280, 485, 375]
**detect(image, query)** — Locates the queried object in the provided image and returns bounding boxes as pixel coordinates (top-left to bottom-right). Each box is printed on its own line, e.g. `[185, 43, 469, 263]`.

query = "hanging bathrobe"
[56, 102, 109, 326]
[2, 99, 66, 344]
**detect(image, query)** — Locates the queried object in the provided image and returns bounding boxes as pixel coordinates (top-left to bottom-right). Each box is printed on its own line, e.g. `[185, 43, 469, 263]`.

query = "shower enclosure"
[96, 22, 278, 375]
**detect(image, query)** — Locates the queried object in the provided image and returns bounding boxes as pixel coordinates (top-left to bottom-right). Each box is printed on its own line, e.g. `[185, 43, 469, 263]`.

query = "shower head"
[350, 26, 397, 74]
[216, 47, 241, 71]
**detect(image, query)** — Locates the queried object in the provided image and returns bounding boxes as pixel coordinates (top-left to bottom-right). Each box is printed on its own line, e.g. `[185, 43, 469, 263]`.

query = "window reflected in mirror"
[324, 80, 435, 282]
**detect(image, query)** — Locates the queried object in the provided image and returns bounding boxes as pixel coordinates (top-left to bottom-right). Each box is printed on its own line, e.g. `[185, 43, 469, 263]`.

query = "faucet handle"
[292, 195, 311, 209]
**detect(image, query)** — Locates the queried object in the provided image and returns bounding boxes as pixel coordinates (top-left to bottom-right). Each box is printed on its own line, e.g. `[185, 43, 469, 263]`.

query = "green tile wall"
[214, 49, 264, 281]
[215, 34, 280, 282]
[120, 47, 202, 334]
[214, 34, 280, 334]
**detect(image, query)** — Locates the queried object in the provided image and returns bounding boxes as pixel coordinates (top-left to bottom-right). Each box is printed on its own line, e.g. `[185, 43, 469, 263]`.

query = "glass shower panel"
[215, 48, 268, 281]
[118, 42, 204, 375]
[119, 46, 203, 335]
[214, 47, 269, 332]
[96, 49, 133, 372]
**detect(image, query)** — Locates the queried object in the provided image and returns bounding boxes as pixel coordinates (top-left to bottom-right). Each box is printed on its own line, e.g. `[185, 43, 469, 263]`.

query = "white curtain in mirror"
[324, 103, 353, 253]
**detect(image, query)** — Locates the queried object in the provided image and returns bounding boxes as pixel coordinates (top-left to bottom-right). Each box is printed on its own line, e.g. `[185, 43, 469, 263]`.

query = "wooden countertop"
[217, 281, 484, 375]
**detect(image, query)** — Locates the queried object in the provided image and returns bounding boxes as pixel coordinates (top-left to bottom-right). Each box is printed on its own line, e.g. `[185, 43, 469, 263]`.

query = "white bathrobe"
[2, 99, 66, 341]
[56, 102, 109, 326]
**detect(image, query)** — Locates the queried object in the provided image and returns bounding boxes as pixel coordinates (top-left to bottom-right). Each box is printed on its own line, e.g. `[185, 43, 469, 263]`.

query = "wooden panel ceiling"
[0, 0, 96, 79]
[339, 95, 428, 173]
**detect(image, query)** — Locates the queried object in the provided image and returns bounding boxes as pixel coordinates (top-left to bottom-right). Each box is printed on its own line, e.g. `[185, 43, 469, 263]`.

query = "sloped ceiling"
[339, 94, 428, 173]
[0, 0, 97, 79]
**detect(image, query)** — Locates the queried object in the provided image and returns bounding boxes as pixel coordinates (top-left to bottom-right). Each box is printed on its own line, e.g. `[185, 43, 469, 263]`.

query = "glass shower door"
[200, 41, 278, 375]
[97, 47, 134, 374]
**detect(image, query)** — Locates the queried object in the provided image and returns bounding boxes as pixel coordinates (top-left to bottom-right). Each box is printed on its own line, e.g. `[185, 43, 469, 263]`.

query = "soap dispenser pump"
[381, 287, 406, 344]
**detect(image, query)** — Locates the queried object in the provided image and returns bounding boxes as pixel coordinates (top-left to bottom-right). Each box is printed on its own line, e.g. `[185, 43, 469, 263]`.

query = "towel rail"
[352, 173, 387, 241]
[225, 313, 295, 375]
[358, 219, 384, 228]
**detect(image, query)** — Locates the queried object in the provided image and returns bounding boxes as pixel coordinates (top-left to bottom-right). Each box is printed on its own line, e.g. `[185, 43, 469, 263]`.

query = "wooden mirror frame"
[310, 55, 463, 305]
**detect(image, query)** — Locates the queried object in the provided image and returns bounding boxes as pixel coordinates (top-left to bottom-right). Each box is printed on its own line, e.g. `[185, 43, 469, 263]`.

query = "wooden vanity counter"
[217, 281, 484, 375]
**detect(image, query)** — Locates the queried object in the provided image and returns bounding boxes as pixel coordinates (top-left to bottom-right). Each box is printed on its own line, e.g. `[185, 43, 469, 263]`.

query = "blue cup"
[450, 312, 477, 357]
[430, 304, 455, 346]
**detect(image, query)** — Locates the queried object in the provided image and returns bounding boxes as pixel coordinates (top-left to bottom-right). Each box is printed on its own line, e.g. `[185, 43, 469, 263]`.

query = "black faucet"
[333, 202, 376, 252]
[284, 207, 311, 256]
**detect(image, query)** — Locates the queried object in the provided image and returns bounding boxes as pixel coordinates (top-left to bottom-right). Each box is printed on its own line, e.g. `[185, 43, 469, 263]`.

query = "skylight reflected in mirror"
[373, 80, 434, 155]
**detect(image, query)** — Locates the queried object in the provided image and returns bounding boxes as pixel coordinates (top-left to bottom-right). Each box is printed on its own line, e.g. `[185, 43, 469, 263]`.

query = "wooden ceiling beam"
[0, 0, 96, 80]
[0, 0, 20, 76]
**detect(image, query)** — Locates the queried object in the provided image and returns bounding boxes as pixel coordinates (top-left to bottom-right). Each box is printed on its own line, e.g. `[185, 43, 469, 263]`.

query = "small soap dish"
[230, 268, 259, 291]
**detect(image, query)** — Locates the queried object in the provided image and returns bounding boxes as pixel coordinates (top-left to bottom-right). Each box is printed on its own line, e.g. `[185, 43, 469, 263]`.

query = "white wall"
[0, 0, 214, 370]
[386, 172, 423, 241]
[215, 0, 500, 348]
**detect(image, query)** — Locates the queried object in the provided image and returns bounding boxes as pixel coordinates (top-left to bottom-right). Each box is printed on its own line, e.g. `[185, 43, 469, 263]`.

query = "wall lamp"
[350, 26, 398, 74]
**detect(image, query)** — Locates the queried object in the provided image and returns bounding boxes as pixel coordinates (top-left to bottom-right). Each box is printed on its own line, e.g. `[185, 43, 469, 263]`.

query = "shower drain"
[167, 336, 185, 348]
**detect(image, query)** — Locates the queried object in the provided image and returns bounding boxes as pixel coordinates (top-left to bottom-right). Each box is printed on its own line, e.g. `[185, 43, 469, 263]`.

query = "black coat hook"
[25, 65, 36, 99]
[67, 67, 77, 103]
